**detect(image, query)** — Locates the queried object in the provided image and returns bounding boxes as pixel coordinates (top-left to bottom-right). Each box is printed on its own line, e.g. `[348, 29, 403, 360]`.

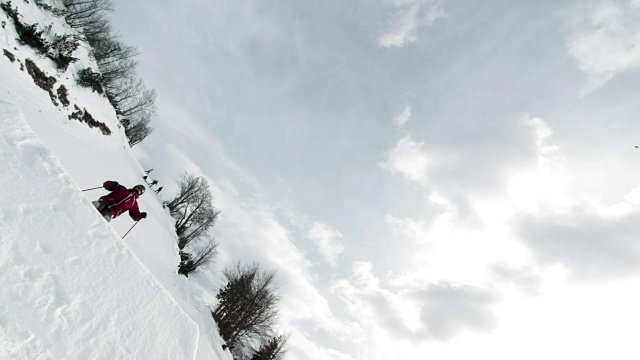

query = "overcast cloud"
[111, 0, 640, 358]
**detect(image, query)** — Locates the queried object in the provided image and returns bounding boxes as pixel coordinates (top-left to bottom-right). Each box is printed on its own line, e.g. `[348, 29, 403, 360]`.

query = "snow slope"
[0, 3, 232, 359]
[0, 101, 198, 358]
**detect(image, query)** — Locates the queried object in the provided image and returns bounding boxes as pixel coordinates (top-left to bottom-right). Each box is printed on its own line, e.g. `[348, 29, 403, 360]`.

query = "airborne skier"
[92, 181, 148, 222]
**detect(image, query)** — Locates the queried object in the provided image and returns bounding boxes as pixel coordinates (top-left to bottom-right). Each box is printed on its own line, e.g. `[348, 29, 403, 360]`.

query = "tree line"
[61, 0, 156, 146]
[164, 173, 288, 360]
[1, 0, 155, 146]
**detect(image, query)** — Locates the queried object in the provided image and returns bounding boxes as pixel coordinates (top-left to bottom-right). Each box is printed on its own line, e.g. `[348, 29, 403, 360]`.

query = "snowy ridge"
[0, 101, 199, 359]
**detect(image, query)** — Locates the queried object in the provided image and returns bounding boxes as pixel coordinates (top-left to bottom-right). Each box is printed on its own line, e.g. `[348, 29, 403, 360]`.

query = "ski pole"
[82, 186, 103, 192]
[122, 221, 140, 239]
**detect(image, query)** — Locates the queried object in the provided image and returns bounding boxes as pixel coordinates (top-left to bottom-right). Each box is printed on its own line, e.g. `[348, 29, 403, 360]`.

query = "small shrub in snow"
[2, 2, 78, 70]
[18, 23, 50, 54]
[57, 85, 70, 107]
[42, 23, 53, 37]
[48, 34, 79, 70]
[177, 237, 218, 277]
[77, 68, 104, 94]
[25, 58, 59, 106]
[34, 0, 68, 17]
[81, 109, 111, 135]
[69, 105, 82, 120]
[25, 59, 56, 91]
[67, 106, 111, 135]
[3, 49, 16, 62]
[0, 2, 19, 19]
[1, 2, 50, 55]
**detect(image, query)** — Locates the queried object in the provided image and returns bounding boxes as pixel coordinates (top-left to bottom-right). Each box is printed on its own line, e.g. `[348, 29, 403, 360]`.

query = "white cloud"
[382, 135, 430, 183]
[351, 261, 381, 288]
[517, 208, 640, 280]
[506, 117, 571, 214]
[498, 118, 640, 281]
[489, 262, 542, 296]
[287, 332, 356, 360]
[307, 221, 345, 266]
[379, 4, 420, 48]
[385, 215, 428, 241]
[392, 103, 412, 127]
[624, 184, 640, 205]
[331, 262, 499, 343]
[567, 1, 640, 92]
[378, 0, 446, 48]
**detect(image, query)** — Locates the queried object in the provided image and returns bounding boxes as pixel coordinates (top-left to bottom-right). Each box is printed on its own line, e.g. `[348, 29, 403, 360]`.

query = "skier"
[155, 187, 163, 194]
[149, 180, 158, 186]
[92, 181, 148, 222]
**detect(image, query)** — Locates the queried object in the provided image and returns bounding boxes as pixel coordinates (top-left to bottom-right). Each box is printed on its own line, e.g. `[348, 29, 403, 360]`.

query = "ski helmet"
[133, 184, 146, 195]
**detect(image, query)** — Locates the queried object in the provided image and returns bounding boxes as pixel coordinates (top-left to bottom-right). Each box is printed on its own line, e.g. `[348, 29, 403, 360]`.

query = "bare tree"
[100, 57, 139, 90]
[104, 76, 157, 120]
[34, 0, 69, 17]
[213, 263, 280, 350]
[177, 236, 218, 277]
[63, 0, 113, 29]
[65, 12, 142, 104]
[120, 111, 153, 147]
[166, 173, 210, 216]
[105, 76, 145, 109]
[63, 0, 153, 121]
[92, 37, 139, 66]
[177, 214, 217, 250]
[62, 0, 137, 90]
[59, 0, 156, 147]
[165, 173, 220, 247]
[174, 195, 217, 238]
[249, 334, 288, 360]
[82, 16, 111, 46]
[115, 83, 157, 118]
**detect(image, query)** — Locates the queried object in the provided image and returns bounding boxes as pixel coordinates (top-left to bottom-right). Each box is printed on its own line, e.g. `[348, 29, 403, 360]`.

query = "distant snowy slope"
[0, 101, 199, 359]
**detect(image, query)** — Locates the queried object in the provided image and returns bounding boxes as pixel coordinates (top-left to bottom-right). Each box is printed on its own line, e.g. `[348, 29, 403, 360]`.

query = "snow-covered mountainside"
[0, 101, 198, 358]
[0, 4, 231, 360]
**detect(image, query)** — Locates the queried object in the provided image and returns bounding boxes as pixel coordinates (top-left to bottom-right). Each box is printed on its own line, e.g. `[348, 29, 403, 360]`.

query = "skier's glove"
[103, 181, 119, 191]
[140, 212, 147, 219]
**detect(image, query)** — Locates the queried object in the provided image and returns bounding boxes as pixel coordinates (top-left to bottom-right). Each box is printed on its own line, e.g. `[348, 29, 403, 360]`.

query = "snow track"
[0, 101, 199, 359]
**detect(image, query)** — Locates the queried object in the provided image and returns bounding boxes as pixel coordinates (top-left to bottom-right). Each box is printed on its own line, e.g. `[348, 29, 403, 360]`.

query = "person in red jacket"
[92, 181, 148, 222]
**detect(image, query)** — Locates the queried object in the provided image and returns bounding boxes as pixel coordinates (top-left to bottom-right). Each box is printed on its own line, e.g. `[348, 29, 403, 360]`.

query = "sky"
[109, 0, 640, 359]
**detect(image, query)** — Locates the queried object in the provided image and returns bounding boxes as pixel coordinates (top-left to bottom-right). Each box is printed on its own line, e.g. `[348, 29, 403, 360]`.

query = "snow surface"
[0, 101, 199, 358]
[0, 3, 232, 359]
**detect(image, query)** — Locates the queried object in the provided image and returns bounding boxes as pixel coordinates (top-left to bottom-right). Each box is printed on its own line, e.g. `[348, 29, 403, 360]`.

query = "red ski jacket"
[99, 181, 143, 220]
